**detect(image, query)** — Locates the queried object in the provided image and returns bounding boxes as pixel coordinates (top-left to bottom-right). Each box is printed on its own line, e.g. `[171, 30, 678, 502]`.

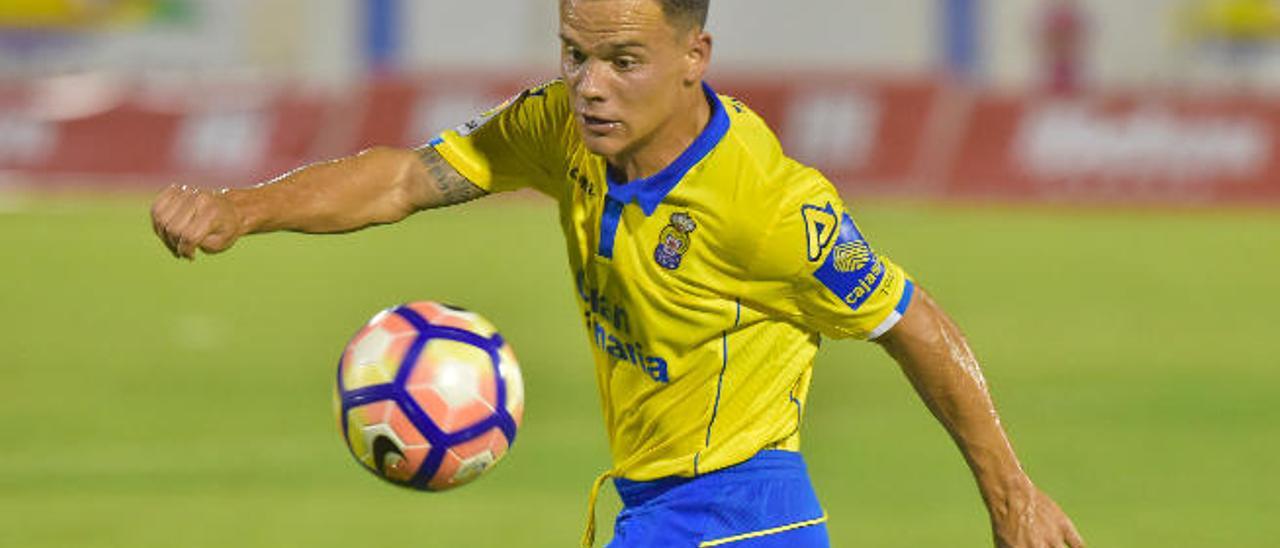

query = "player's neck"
[610, 87, 712, 182]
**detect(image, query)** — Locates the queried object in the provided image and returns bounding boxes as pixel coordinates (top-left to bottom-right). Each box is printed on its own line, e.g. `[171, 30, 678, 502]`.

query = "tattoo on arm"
[418, 146, 487, 207]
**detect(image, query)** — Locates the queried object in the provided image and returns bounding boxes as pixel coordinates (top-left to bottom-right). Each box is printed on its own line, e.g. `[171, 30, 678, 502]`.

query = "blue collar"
[605, 82, 730, 216]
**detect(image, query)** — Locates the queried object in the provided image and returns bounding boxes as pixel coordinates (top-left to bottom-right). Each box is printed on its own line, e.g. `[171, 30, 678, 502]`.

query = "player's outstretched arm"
[149, 145, 484, 260]
[875, 288, 1085, 548]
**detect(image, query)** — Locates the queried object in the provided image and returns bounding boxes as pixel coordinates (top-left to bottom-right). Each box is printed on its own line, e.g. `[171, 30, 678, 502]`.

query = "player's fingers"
[198, 223, 235, 254]
[176, 236, 198, 260]
[154, 184, 196, 224]
[156, 186, 199, 255]
[162, 203, 194, 258]
[175, 222, 199, 259]
[150, 184, 185, 219]
[149, 185, 177, 225]
[176, 207, 211, 260]
[1063, 521, 1085, 548]
[203, 204, 242, 255]
[150, 185, 186, 248]
[166, 189, 204, 259]
[178, 199, 223, 259]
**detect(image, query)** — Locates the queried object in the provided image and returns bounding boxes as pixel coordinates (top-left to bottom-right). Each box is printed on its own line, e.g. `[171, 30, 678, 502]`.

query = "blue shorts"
[608, 450, 829, 547]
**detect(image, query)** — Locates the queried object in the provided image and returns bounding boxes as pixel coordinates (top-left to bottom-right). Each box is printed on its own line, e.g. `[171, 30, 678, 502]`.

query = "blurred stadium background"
[1, 1, 1278, 546]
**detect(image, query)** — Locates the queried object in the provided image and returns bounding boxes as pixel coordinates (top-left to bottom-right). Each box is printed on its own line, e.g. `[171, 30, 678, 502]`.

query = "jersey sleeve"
[428, 80, 573, 199]
[747, 172, 915, 340]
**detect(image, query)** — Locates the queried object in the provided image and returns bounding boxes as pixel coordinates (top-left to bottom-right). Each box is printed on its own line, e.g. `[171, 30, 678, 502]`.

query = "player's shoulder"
[711, 90, 838, 204]
[526, 79, 568, 101]
[715, 91, 783, 170]
[480, 79, 574, 148]
[730, 148, 840, 213]
[509, 79, 571, 116]
[734, 159, 858, 283]
[778, 162, 843, 207]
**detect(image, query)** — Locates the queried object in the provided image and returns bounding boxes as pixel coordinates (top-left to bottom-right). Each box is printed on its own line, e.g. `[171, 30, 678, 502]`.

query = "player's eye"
[565, 46, 587, 66]
[613, 57, 639, 71]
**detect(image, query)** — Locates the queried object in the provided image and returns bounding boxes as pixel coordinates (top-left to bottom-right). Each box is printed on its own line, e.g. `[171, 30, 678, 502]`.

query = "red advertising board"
[2, 72, 1277, 205]
[945, 91, 1280, 203]
[0, 79, 330, 187]
[350, 75, 543, 151]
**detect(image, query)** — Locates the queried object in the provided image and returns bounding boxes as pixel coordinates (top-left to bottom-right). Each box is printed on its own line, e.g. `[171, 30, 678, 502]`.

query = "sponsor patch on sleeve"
[812, 212, 886, 311]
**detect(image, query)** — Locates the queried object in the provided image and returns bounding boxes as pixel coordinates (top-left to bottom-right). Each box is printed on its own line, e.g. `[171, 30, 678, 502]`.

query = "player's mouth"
[580, 113, 622, 135]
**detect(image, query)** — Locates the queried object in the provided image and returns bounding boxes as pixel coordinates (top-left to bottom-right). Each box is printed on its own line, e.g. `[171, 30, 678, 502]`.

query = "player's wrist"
[977, 468, 1035, 512]
[958, 443, 1026, 504]
[220, 187, 262, 237]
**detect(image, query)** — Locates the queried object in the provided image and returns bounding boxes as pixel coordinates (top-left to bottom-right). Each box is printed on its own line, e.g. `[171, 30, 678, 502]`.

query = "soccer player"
[150, 1, 1085, 546]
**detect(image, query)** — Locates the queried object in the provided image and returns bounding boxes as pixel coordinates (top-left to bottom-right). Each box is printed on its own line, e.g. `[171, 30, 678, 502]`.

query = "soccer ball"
[334, 301, 524, 491]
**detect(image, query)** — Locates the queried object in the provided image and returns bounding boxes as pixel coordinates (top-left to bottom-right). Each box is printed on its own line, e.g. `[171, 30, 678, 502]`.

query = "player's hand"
[150, 184, 245, 260]
[989, 481, 1084, 548]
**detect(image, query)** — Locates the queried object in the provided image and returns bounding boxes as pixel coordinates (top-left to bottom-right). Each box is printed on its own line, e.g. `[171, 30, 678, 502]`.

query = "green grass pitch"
[1, 192, 1277, 547]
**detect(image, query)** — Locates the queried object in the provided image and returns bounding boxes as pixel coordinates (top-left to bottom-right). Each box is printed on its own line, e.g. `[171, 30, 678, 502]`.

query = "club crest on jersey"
[654, 212, 696, 270]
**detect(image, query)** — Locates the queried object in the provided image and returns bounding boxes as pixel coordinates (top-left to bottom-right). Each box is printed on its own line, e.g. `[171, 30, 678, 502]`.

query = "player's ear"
[683, 30, 712, 85]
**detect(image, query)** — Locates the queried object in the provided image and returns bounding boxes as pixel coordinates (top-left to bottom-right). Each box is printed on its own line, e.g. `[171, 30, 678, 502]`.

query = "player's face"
[559, 0, 708, 161]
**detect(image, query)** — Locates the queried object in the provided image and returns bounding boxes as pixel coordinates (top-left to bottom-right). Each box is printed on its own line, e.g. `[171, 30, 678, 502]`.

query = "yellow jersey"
[430, 80, 914, 480]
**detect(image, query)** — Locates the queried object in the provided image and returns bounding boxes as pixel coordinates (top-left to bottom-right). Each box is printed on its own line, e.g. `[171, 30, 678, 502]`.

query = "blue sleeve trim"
[895, 279, 915, 316]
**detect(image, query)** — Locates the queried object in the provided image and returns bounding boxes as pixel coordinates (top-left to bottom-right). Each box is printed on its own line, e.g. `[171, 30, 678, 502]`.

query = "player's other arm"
[149, 145, 483, 260]
[875, 288, 1085, 548]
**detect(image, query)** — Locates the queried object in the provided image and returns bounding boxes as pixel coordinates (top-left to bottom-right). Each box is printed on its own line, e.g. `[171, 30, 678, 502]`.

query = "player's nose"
[574, 60, 608, 102]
